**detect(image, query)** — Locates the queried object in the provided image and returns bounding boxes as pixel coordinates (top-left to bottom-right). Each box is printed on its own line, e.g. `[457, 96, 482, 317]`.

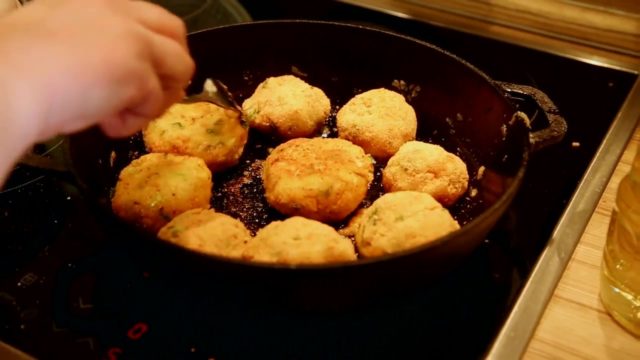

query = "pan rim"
[168, 19, 531, 270]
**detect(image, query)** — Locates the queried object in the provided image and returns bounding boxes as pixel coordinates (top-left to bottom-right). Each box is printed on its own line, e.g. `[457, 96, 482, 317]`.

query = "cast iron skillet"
[65, 21, 566, 306]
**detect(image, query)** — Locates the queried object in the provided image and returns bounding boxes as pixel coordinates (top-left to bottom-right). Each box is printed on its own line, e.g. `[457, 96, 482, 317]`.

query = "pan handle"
[496, 82, 568, 152]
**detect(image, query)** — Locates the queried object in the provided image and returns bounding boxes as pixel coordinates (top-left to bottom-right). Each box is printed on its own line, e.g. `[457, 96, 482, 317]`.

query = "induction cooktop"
[0, 1, 638, 359]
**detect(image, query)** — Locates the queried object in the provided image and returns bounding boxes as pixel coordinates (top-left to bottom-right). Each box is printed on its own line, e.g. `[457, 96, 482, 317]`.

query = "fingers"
[159, 80, 187, 111]
[139, 23, 194, 118]
[103, 35, 194, 136]
[98, 0, 194, 138]
[100, 80, 184, 138]
[125, 0, 189, 51]
[148, 27, 195, 89]
[100, 64, 164, 138]
[131, 1, 194, 115]
[106, 3, 194, 137]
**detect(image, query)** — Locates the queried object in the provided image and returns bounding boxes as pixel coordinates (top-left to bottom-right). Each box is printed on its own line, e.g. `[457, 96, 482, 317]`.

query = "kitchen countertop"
[338, 0, 640, 358]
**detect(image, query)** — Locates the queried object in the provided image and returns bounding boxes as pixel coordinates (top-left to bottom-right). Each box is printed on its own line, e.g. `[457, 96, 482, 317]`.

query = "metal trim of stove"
[338, 0, 640, 75]
[334, 0, 640, 358]
[400, 0, 639, 58]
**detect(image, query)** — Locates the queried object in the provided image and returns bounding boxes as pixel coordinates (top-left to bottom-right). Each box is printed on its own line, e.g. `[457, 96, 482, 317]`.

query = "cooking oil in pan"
[600, 147, 640, 337]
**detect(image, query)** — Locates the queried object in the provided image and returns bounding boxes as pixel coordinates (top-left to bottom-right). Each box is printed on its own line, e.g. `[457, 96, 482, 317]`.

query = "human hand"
[0, 0, 195, 142]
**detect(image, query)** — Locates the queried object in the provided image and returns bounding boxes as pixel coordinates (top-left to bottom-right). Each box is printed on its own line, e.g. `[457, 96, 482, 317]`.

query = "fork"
[182, 78, 242, 113]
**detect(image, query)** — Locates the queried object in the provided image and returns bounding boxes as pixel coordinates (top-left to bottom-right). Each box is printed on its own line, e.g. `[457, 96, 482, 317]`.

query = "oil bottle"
[601, 146, 640, 336]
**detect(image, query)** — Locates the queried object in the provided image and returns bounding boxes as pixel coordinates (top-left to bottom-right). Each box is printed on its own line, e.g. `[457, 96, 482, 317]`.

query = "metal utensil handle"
[496, 81, 568, 152]
[183, 78, 242, 113]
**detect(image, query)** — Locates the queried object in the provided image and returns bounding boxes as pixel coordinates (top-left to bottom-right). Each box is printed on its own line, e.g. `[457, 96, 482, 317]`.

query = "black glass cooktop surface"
[0, 1, 637, 359]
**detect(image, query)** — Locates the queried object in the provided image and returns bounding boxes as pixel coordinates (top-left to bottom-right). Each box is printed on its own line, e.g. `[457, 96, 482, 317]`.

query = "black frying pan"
[65, 21, 566, 307]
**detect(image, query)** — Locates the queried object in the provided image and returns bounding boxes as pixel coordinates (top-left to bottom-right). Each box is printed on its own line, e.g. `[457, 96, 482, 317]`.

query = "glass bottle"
[601, 146, 640, 336]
